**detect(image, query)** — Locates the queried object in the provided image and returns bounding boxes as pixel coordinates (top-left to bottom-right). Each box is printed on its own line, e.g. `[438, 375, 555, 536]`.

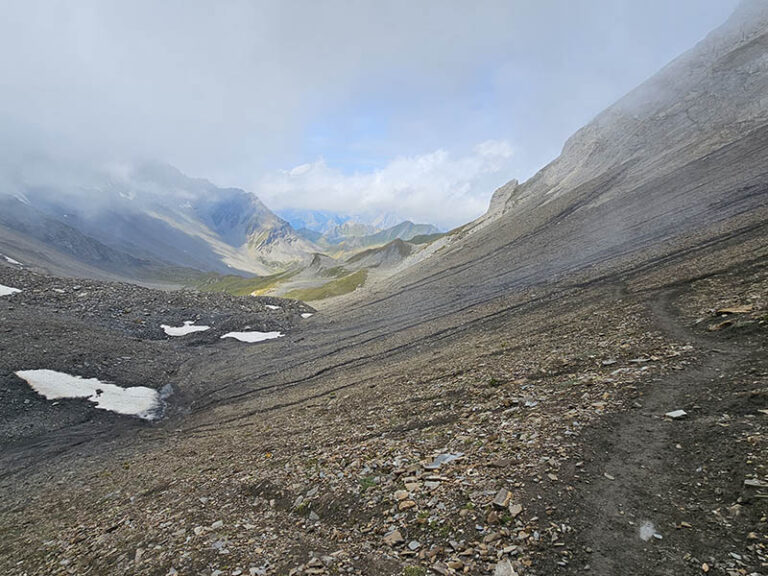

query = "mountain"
[375, 0, 768, 311]
[3, 3, 768, 575]
[279, 208, 440, 252]
[303, 219, 441, 252]
[0, 160, 440, 285]
[277, 209, 406, 236]
[0, 160, 319, 279]
[359, 221, 441, 247]
[275, 208, 349, 235]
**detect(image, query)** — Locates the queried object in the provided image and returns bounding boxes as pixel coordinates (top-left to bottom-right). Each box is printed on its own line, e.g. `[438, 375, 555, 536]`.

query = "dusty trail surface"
[536, 284, 767, 575]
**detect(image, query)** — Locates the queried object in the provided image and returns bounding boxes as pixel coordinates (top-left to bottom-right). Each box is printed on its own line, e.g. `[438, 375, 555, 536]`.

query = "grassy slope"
[283, 269, 368, 302]
[193, 271, 297, 296]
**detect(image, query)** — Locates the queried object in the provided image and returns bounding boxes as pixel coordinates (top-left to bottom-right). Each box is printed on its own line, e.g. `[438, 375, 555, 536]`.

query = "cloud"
[257, 140, 516, 228]
[0, 0, 740, 228]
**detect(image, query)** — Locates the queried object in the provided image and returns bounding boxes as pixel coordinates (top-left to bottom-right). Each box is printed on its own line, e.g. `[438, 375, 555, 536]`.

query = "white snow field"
[220, 331, 284, 343]
[2, 255, 22, 265]
[161, 321, 211, 336]
[0, 284, 21, 296]
[15, 369, 162, 420]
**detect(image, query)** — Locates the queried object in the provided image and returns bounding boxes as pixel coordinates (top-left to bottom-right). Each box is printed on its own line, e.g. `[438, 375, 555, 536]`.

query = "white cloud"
[257, 140, 516, 228]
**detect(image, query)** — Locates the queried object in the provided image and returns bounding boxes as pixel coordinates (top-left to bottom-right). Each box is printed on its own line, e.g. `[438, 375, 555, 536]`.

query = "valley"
[1, 2, 767, 575]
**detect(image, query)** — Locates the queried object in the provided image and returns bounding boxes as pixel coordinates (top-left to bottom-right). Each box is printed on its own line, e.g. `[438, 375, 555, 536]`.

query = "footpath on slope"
[537, 281, 767, 575]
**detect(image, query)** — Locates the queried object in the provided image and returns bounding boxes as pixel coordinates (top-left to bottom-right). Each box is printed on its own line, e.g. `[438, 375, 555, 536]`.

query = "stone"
[394, 490, 409, 501]
[407, 540, 420, 551]
[744, 478, 768, 489]
[494, 559, 518, 576]
[423, 453, 463, 470]
[715, 304, 753, 315]
[509, 503, 523, 518]
[492, 488, 512, 508]
[383, 530, 405, 546]
[665, 410, 687, 419]
[399, 499, 417, 511]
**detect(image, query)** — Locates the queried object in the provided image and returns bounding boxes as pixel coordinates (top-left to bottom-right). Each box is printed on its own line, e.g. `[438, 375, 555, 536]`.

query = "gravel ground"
[0, 220, 765, 576]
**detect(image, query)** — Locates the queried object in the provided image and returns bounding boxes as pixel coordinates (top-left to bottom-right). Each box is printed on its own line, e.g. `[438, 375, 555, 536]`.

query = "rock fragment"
[492, 488, 512, 508]
[383, 530, 404, 547]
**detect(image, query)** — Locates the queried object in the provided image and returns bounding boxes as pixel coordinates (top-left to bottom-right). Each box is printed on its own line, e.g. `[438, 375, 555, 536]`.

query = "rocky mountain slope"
[1, 2, 767, 576]
[0, 160, 319, 279]
[297, 218, 441, 253]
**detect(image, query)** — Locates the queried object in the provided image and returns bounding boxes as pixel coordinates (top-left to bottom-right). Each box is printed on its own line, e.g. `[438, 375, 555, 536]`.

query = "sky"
[0, 0, 740, 228]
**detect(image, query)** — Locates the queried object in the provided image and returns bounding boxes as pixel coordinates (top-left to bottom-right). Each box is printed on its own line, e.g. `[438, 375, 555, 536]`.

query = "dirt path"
[541, 288, 767, 575]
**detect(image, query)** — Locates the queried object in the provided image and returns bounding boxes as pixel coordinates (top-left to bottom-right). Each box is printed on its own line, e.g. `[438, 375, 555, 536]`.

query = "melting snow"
[3, 255, 22, 265]
[15, 369, 162, 420]
[301, 313, 314, 318]
[0, 284, 21, 296]
[161, 321, 210, 336]
[221, 331, 284, 343]
[639, 521, 657, 542]
[265, 305, 282, 310]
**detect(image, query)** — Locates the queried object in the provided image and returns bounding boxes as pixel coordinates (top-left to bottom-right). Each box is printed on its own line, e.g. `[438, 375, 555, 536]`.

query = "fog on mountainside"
[1, 2, 767, 575]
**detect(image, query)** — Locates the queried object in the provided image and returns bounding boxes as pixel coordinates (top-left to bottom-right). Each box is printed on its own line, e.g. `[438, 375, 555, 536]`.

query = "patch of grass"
[284, 270, 368, 302]
[403, 567, 427, 576]
[192, 270, 297, 297]
[320, 266, 350, 278]
[359, 475, 377, 492]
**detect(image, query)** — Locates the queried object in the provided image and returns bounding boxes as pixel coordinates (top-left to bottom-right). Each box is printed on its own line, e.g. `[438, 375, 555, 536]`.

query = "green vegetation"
[408, 232, 445, 245]
[403, 567, 427, 576]
[346, 238, 411, 264]
[284, 270, 367, 302]
[193, 270, 296, 296]
[320, 266, 350, 278]
[358, 475, 377, 492]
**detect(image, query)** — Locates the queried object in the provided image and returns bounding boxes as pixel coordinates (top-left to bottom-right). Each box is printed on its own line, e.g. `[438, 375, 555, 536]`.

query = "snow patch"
[15, 369, 162, 420]
[221, 331, 284, 343]
[2, 255, 22, 265]
[0, 284, 21, 296]
[161, 321, 210, 336]
[639, 521, 656, 542]
[301, 313, 314, 319]
[265, 305, 282, 310]
[14, 192, 30, 205]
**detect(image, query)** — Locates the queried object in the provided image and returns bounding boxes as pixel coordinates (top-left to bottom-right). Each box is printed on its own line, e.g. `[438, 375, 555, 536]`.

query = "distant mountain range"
[277, 208, 440, 251]
[0, 158, 443, 292]
[0, 159, 319, 279]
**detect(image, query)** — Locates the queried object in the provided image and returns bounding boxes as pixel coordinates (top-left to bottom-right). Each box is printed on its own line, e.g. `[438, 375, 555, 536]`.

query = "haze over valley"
[1, 2, 766, 575]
